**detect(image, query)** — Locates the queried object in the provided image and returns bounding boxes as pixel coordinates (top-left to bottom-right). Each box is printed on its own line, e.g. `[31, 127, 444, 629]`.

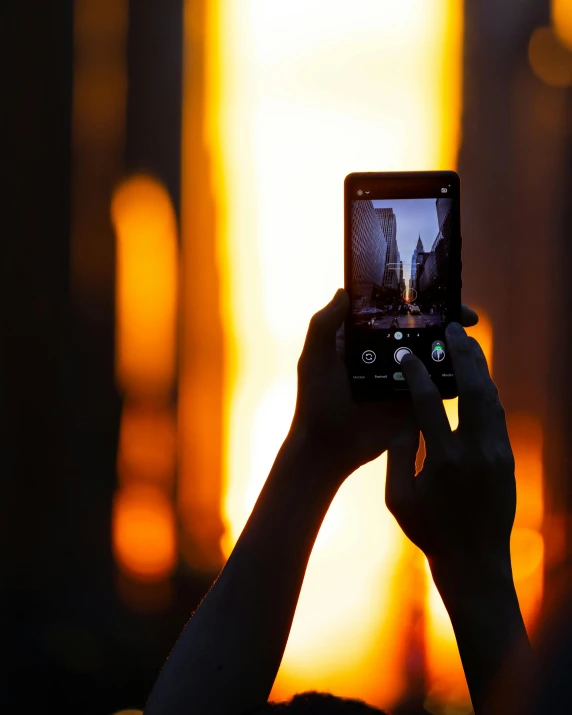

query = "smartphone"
[344, 171, 462, 400]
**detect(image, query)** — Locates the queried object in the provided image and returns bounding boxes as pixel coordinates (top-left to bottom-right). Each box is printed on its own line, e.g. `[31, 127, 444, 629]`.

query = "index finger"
[400, 354, 452, 450]
[445, 322, 485, 432]
[469, 337, 510, 441]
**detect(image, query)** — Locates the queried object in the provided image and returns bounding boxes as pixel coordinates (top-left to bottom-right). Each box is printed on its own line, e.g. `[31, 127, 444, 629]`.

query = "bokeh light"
[117, 403, 176, 486]
[111, 174, 179, 599]
[528, 26, 572, 88]
[508, 413, 544, 626]
[112, 483, 177, 582]
[552, 0, 572, 50]
[111, 175, 179, 399]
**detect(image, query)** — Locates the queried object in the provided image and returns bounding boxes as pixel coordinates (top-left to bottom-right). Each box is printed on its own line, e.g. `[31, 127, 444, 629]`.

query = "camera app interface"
[349, 196, 455, 391]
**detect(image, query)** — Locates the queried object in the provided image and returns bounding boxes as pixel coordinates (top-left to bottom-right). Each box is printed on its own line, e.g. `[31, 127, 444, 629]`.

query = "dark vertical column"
[110, 2, 217, 710]
[1, 0, 77, 707]
[544, 99, 572, 584]
[125, 0, 183, 215]
[459, 0, 572, 598]
[2, 0, 73, 579]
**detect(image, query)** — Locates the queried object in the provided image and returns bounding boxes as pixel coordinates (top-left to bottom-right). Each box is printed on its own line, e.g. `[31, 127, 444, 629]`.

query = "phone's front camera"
[357, 189, 364, 196]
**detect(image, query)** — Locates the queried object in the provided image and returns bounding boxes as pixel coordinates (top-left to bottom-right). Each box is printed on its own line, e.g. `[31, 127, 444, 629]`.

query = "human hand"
[385, 322, 516, 575]
[292, 290, 479, 480]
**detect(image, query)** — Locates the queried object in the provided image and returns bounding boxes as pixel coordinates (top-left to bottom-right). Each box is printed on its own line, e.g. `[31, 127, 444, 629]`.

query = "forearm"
[144, 429, 344, 715]
[431, 555, 538, 715]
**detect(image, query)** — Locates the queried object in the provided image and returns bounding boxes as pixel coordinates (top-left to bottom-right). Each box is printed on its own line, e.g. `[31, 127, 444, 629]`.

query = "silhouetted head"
[244, 691, 389, 714]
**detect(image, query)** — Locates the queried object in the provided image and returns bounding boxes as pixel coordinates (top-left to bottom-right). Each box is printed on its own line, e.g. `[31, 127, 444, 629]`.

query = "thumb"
[385, 416, 419, 520]
[303, 289, 349, 354]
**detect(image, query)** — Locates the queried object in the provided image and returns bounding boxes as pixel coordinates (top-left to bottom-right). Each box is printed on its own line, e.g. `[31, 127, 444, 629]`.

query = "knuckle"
[474, 443, 514, 473]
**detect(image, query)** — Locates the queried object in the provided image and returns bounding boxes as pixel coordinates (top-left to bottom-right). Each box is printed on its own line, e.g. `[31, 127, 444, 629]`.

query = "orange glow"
[111, 175, 179, 398]
[111, 174, 179, 595]
[465, 312, 493, 373]
[511, 528, 544, 581]
[200, 0, 463, 708]
[507, 414, 544, 627]
[552, 0, 572, 50]
[117, 403, 176, 487]
[528, 26, 572, 88]
[113, 484, 177, 582]
[178, 0, 226, 573]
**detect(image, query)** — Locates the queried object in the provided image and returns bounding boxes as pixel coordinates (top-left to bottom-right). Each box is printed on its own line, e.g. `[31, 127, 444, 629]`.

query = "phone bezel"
[344, 170, 462, 401]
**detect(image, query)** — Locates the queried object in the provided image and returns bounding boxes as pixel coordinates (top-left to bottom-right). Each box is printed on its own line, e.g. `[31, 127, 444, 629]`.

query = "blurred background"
[2, 1, 572, 713]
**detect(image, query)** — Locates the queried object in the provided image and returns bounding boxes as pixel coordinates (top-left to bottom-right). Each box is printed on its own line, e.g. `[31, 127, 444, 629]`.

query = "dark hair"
[243, 691, 389, 714]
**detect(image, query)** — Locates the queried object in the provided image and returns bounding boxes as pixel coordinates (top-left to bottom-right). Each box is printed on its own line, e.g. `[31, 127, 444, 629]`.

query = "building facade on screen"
[351, 200, 388, 309]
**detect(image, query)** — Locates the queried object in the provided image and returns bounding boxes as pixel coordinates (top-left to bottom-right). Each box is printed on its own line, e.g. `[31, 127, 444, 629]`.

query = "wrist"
[429, 549, 516, 616]
[282, 425, 351, 488]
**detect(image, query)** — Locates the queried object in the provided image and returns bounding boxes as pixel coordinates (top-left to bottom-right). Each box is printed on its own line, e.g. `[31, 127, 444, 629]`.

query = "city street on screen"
[350, 197, 452, 332]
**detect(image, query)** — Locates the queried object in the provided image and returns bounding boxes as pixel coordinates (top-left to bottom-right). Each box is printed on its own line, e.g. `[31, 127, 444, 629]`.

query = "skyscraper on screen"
[375, 208, 399, 291]
[409, 235, 425, 293]
[351, 200, 388, 309]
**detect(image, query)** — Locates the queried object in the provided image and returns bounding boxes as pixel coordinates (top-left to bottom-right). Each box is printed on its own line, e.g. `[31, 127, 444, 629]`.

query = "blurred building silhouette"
[458, 0, 572, 632]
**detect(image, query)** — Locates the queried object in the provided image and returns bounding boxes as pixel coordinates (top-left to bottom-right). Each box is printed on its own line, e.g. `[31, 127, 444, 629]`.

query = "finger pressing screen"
[400, 354, 452, 449]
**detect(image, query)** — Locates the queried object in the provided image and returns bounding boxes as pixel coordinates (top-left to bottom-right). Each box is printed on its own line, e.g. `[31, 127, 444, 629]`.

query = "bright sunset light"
[193, 0, 464, 708]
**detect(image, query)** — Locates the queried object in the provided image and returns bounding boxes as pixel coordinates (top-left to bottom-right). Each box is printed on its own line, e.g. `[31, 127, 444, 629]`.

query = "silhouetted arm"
[431, 556, 538, 715]
[386, 324, 538, 714]
[144, 429, 343, 715]
[145, 289, 412, 715]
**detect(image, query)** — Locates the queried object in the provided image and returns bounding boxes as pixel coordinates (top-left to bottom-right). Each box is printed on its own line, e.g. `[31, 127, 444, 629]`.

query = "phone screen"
[344, 171, 461, 400]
